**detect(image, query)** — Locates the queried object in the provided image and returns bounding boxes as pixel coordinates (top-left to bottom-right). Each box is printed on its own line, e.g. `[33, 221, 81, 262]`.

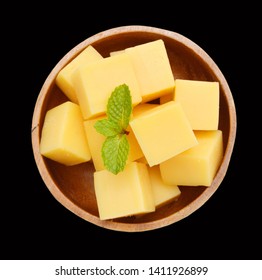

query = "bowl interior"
[32, 26, 236, 232]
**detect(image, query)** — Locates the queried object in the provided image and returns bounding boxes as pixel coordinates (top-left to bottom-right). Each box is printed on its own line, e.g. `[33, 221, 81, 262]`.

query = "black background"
[2, 3, 260, 260]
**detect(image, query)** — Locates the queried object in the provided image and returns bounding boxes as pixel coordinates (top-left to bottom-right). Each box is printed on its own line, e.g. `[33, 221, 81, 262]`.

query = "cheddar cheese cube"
[162, 79, 220, 130]
[40, 101, 91, 166]
[55, 45, 103, 103]
[160, 130, 223, 186]
[94, 162, 155, 220]
[129, 101, 198, 167]
[72, 52, 142, 120]
[148, 165, 181, 207]
[125, 39, 175, 102]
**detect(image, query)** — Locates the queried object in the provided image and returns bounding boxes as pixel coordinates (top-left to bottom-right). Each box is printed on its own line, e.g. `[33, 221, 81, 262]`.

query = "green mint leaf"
[102, 134, 129, 175]
[94, 84, 133, 174]
[107, 84, 132, 132]
[94, 119, 122, 137]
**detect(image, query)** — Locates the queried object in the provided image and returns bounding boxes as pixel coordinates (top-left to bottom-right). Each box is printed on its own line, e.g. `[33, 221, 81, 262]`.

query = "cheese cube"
[160, 130, 223, 186]
[40, 101, 91, 166]
[129, 101, 198, 167]
[55, 45, 103, 103]
[72, 52, 142, 120]
[94, 162, 155, 220]
[169, 79, 220, 130]
[148, 165, 181, 207]
[83, 116, 144, 171]
[125, 39, 175, 102]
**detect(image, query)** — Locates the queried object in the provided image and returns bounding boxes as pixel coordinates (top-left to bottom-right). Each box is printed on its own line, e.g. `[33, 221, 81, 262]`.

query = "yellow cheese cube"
[125, 39, 175, 102]
[172, 79, 219, 130]
[130, 101, 198, 167]
[148, 165, 181, 207]
[40, 101, 91, 166]
[72, 52, 142, 120]
[55, 45, 103, 103]
[160, 130, 223, 186]
[94, 162, 155, 220]
[83, 116, 144, 171]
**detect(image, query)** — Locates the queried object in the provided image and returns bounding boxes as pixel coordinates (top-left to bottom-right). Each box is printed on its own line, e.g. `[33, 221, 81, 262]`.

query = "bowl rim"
[31, 25, 237, 232]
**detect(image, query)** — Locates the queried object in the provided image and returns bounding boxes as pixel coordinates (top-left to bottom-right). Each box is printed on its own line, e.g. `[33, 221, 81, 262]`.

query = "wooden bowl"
[31, 25, 237, 232]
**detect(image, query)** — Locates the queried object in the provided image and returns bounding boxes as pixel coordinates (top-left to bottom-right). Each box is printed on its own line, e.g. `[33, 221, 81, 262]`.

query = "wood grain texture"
[31, 25, 237, 232]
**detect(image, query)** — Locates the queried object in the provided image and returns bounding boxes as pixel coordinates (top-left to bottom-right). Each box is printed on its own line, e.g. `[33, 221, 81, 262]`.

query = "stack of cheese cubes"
[39, 39, 223, 220]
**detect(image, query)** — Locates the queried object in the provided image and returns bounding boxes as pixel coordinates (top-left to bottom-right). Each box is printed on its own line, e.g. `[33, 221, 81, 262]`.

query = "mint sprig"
[94, 84, 132, 174]
[102, 134, 129, 175]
